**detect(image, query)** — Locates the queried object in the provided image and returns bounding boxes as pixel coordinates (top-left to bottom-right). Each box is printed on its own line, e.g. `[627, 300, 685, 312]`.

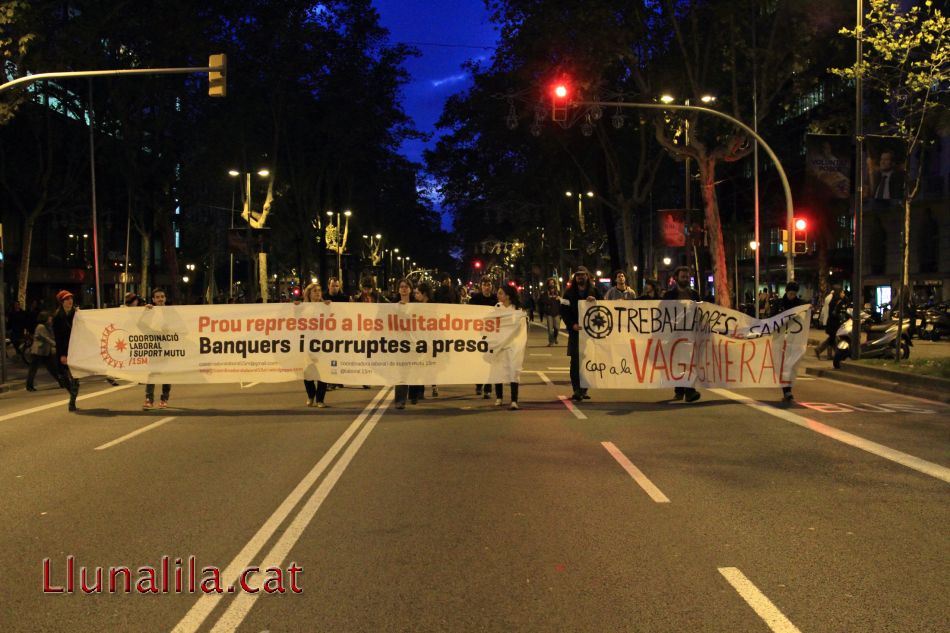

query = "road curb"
[805, 365, 950, 404]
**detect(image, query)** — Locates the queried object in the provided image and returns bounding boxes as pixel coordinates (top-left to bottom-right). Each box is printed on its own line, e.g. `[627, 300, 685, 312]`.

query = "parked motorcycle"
[919, 304, 949, 341]
[833, 309, 913, 368]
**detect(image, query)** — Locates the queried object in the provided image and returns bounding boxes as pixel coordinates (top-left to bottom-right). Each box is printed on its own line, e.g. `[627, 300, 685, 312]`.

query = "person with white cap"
[560, 266, 601, 401]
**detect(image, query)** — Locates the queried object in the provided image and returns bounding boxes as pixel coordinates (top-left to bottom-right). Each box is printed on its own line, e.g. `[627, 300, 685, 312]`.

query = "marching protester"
[468, 276, 497, 398]
[459, 286, 470, 304]
[771, 282, 807, 403]
[352, 276, 388, 303]
[300, 281, 332, 408]
[539, 283, 562, 346]
[433, 272, 459, 304]
[816, 287, 848, 362]
[326, 276, 349, 303]
[522, 290, 535, 322]
[605, 270, 637, 300]
[52, 290, 80, 412]
[393, 279, 424, 409]
[663, 267, 701, 403]
[414, 281, 440, 398]
[561, 266, 601, 402]
[25, 311, 63, 392]
[143, 288, 172, 410]
[493, 284, 523, 410]
[638, 279, 661, 300]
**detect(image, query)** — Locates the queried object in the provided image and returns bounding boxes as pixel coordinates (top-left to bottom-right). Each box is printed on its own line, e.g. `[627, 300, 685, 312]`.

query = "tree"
[831, 0, 949, 294]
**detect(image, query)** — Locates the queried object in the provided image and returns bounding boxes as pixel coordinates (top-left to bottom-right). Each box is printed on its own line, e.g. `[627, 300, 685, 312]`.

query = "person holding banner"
[299, 282, 332, 408]
[393, 279, 425, 410]
[326, 277, 348, 303]
[663, 267, 701, 403]
[469, 276, 497, 398]
[639, 279, 661, 300]
[561, 266, 601, 401]
[52, 290, 80, 412]
[143, 288, 172, 410]
[771, 282, 807, 403]
[493, 284, 523, 409]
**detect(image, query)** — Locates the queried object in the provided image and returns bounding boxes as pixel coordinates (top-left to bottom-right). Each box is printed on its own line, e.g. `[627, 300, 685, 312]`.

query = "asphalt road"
[1, 324, 947, 633]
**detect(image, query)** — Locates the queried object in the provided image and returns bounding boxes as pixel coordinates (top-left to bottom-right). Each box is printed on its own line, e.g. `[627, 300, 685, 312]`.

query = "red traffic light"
[551, 79, 571, 122]
[794, 218, 807, 231]
[473, 260, 482, 269]
[292, 287, 301, 297]
[553, 84, 569, 99]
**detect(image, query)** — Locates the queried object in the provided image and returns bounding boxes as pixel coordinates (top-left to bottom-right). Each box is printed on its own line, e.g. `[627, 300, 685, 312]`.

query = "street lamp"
[565, 190, 594, 232]
[325, 209, 352, 281]
[229, 167, 269, 299]
[662, 256, 672, 267]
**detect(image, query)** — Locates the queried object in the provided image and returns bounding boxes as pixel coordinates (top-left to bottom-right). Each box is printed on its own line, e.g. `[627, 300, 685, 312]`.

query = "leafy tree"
[831, 0, 949, 292]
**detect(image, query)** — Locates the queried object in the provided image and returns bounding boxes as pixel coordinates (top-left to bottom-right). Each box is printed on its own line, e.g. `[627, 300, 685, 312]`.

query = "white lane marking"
[601, 442, 670, 503]
[713, 388, 950, 485]
[0, 384, 135, 424]
[240, 382, 261, 389]
[530, 353, 552, 356]
[170, 387, 391, 633]
[718, 567, 802, 633]
[95, 417, 175, 451]
[795, 377, 816, 381]
[208, 392, 392, 632]
[557, 395, 587, 420]
[536, 371, 554, 386]
[547, 366, 571, 370]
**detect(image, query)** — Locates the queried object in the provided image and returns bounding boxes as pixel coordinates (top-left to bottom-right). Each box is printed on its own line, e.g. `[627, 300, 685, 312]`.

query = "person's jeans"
[545, 315, 559, 343]
[493, 382, 519, 402]
[145, 384, 171, 402]
[304, 380, 329, 403]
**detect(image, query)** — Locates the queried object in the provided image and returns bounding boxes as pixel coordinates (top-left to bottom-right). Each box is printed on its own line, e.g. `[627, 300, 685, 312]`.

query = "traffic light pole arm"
[0, 64, 224, 94]
[574, 100, 796, 282]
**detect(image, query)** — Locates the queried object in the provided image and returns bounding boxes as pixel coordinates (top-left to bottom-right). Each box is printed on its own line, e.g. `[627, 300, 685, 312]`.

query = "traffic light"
[292, 287, 301, 298]
[780, 229, 790, 254]
[551, 80, 570, 122]
[208, 53, 227, 97]
[473, 260, 482, 270]
[793, 218, 808, 255]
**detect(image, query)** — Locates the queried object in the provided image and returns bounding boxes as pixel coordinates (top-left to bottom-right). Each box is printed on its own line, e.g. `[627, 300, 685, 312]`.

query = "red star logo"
[114, 339, 127, 352]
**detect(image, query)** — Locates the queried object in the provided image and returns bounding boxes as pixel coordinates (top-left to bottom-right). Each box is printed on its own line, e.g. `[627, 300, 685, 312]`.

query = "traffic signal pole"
[572, 100, 796, 283]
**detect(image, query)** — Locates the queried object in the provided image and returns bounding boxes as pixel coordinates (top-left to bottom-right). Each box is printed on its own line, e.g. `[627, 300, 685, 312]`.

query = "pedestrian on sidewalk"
[493, 284, 523, 410]
[52, 290, 80, 412]
[26, 311, 63, 391]
[663, 267, 701, 403]
[561, 267, 601, 402]
[143, 288, 172, 410]
[771, 282, 806, 402]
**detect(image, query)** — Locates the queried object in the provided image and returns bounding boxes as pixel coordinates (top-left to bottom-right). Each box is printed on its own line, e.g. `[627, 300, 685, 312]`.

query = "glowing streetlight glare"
[595, 270, 602, 277]
[394, 248, 399, 253]
[343, 210, 352, 217]
[565, 191, 573, 197]
[326, 211, 334, 217]
[700, 94, 716, 103]
[182, 276, 190, 283]
[750, 241, 759, 250]
[662, 257, 672, 266]
[375, 233, 381, 239]
[228, 169, 239, 177]
[660, 94, 675, 104]
[586, 191, 594, 198]
[257, 169, 269, 177]
[633, 265, 638, 271]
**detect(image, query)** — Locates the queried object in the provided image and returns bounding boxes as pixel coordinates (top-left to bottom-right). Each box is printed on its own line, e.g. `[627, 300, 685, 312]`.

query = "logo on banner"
[100, 323, 130, 369]
[583, 306, 614, 339]
[98, 323, 185, 369]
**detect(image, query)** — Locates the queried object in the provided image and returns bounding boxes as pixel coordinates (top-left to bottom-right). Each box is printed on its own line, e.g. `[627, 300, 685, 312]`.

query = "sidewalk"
[803, 331, 950, 403]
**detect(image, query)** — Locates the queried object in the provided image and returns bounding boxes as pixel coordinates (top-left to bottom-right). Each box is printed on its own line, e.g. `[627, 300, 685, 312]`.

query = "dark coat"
[52, 307, 76, 359]
[433, 285, 459, 304]
[662, 286, 700, 301]
[561, 282, 602, 356]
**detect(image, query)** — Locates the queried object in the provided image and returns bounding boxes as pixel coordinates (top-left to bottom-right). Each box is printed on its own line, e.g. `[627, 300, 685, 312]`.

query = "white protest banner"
[68, 303, 527, 385]
[579, 301, 811, 389]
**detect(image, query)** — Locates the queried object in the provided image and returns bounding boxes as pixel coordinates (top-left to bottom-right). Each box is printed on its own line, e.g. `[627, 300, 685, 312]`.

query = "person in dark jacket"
[432, 272, 459, 305]
[561, 266, 602, 401]
[771, 282, 807, 402]
[325, 276, 349, 303]
[143, 288, 172, 410]
[815, 287, 847, 360]
[469, 276, 497, 397]
[539, 286, 562, 346]
[639, 279, 661, 300]
[52, 290, 80, 411]
[662, 267, 701, 403]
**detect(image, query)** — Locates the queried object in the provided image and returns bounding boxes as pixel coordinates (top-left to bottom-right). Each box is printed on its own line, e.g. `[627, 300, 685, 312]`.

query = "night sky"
[373, 0, 498, 166]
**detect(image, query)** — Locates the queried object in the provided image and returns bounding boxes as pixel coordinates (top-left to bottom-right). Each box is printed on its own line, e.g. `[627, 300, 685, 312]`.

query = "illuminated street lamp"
[229, 167, 270, 300]
[565, 190, 594, 232]
[325, 209, 352, 280]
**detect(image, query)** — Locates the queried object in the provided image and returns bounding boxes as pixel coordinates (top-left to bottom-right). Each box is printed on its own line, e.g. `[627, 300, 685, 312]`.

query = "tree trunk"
[140, 232, 151, 295]
[620, 202, 635, 277]
[258, 252, 269, 303]
[902, 196, 911, 289]
[16, 214, 35, 307]
[698, 159, 731, 308]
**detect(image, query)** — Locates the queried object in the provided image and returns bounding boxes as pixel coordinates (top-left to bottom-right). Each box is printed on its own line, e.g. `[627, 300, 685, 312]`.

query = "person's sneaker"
[509, 402, 520, 410]
[395, 402, 405, 410]
[685, 391, 701, 403]
[571, 392, 583, 401]
[483, 391, 490, 399]
[432, 386, 439, 397]
[315, 402, 327, 408]
[783, 392, 794, 403]
[476, 386, 482, 395]
[814, 348, 821, 360]
[106, 377, 119, 386]
[159, 400, 168, 409]
[673, 392, 685, 401]
[582, 393, 591, 400]
[142, 399, 153, 410]
[307, 397, 315, 407]
[410, 397, 418, 405]
[495, 398, 503, 406]
[68, 400, 77, 412]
